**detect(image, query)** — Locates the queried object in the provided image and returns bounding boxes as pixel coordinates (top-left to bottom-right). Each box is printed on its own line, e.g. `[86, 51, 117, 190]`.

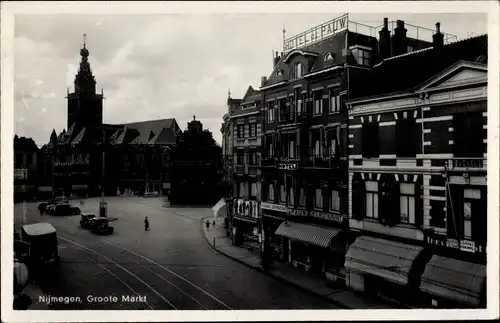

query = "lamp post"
[99, 128, 107, 217]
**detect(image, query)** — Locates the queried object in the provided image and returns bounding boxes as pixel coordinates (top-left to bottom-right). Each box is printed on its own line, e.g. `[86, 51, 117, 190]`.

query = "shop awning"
[345, 236, 423, 286]
[420, 255, 486, 307]
[274, 222, 343, 251]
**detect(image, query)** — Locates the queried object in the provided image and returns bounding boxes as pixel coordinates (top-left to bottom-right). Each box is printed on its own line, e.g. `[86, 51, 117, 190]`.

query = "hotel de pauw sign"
[283, 14, 348, 52]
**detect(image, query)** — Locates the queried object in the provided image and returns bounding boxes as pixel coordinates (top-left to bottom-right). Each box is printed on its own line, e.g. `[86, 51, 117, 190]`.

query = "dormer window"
[350, 45, 372, 67]
[276, 69, 283, 76]
[324, 52, 334, 62]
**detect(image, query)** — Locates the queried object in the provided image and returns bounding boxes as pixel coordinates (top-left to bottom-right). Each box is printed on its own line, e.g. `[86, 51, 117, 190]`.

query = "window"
[463, 188, 481, 239]
[396, 118, 418, 157]
[236, 150, 245, 165]
[289, 187, 295, 206]
[314, 93, 323, 115]
[362, 122, 379, 158]
[297, 96, 304, 115]
[249, 123, 257, 137]
[268, 141, 274, 158]
[399, 183, 415, 224]
[324, 52, 334, 62]
[365, 181, 379, 219]
[313, 139, 321, 158]
[250, 182, 258, 198]
[248, 151, 257, 165]
[406, 45, 415, 53]
[330, 138, 337, 157]
[352, 48, 371, 66]
[314, 188, 323, 209]
[267, 102, 275, 123]
[298, 187, 306, 206]
[288, 140, 296, 159]
[268, 184, 275, 201]
[237, 125, 245, 138]
[329, 91, 341, 113]
[239, 182, 245, 198]
[453, 112, 484, 157]
[280, 185, 286, 203]
[295, 62, 303, 79]
[330, 189, 340, 212]
[276, 69, 283, 76]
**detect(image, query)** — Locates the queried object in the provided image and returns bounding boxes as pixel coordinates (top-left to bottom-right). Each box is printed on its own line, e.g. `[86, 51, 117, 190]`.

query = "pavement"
[201, 217, 402, 309]
[13, 196, 343, 310]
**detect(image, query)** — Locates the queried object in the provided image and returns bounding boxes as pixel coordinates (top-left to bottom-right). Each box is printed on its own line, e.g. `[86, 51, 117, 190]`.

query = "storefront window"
[330, 189, 340, 212]
[268, 184, 274, 201]
[280, 185, 286, 203]
[314, 188, 323, 210]
[298, 188, 306, 206]
[289, 187, 295, 206]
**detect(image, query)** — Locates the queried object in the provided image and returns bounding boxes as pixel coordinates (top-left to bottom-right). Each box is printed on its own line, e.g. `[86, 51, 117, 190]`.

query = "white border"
[1, 1, 499, 322]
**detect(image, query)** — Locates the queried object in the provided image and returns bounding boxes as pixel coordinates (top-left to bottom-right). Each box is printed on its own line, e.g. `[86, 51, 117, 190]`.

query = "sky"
[13, 12, 487, 147]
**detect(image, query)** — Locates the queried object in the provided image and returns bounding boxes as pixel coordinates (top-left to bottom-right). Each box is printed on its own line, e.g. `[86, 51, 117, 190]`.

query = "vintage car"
[20, 223, 60, 271]
[38, 198, 68, 214]
[90, 217, 114, 235]
[80, 213, 96, 229]
[53, 203, 81, 216]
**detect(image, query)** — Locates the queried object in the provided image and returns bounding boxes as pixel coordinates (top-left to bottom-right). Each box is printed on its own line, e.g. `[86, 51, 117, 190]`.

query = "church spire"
[74, 33, 96, 94]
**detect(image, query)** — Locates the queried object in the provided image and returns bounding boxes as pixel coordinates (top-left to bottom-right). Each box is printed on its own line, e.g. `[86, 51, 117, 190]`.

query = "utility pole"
[100, 128, 107, 217]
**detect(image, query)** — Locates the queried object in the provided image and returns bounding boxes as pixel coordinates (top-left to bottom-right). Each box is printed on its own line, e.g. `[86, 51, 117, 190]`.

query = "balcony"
[302, 152, 340, 169]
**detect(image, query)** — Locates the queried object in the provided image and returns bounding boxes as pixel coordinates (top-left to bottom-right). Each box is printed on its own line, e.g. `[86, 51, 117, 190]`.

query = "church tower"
[67, 34, 104, 131]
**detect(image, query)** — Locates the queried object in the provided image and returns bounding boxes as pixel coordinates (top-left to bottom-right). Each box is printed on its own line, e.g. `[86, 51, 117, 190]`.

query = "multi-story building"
[258, 15, 453, 282]
[227, 87, 263, 248]
[345, 34, 487, 308]
[14, 136, 39, 201]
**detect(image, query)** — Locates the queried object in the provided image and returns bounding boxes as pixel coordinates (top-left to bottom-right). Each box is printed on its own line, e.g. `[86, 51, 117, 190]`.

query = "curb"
[200, 217, 350, 309]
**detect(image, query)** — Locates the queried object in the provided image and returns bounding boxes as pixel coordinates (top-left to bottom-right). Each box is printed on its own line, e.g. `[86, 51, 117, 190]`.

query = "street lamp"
[99, 128, 107, 217]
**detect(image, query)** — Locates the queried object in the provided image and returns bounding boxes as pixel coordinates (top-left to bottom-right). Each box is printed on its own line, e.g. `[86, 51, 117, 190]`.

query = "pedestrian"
[212, 220, 215, 227]
[144, 216, 150, 231]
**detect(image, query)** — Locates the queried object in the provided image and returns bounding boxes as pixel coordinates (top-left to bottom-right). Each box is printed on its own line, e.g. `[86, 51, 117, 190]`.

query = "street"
[14, 197, 340, 310]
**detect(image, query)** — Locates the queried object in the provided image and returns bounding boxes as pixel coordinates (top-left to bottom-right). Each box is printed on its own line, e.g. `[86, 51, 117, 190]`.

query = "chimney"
[261, 76, 267, 87]
[433, 22, 444, 48]
[392, 19, 407, 56]
[378, 17, 391, 60]
[273, 51, 280, 67]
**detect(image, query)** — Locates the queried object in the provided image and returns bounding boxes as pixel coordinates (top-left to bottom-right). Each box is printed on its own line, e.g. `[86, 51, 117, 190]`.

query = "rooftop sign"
[283, 14, 348, 52]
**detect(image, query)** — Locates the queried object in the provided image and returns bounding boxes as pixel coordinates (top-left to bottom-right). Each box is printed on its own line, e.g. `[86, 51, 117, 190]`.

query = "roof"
[241, 86, 261, 104]
[115, 118, 179, 144]
[264, 32, 349, 87]
[353, 34, 487, 99]
[22, 222, 56, 236]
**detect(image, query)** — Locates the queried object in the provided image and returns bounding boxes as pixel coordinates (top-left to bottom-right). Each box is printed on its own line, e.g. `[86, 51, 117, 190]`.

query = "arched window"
[324, 52, 334, 62]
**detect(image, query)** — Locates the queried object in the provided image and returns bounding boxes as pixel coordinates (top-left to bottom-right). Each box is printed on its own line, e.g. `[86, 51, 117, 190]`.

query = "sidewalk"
[202, 217, 401, 309]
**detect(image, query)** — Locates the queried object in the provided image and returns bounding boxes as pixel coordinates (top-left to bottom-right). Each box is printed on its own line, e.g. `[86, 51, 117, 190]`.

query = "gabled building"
[345, 35, 487, 308]
[49, 39, 180, 198]
[258, 15, 452, 283]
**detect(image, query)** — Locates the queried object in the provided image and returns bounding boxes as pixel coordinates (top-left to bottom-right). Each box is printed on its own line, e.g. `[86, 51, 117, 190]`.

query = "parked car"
[53, 203, 81, 216]
[38, 198, 67, 214]
[80, 213, 96, 229]
[90, 217, 114, 235]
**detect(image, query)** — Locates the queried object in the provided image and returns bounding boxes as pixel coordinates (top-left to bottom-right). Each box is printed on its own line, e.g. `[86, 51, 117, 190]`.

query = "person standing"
[144, 216, 150, 231]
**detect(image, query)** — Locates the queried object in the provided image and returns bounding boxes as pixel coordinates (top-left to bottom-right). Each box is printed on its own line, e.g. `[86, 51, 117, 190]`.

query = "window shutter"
[352, 179, 365, 220]
[414, 181, 423, 229]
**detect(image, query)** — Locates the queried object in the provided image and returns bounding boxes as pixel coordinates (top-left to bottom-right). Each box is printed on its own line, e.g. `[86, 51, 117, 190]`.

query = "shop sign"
[452, 159, 484, 169]
[14, 169, 28, 180]
[284, 14, 348, 52]
[424, 234, 485, 254]
[310, 211, 344, 223]
[277, 163, 297, 171]
[288, 209, 308, 217]
[261, 202, 288, 213]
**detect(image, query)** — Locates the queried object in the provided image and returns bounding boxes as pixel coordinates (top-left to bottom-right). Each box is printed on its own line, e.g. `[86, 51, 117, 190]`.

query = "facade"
[258, 15, 445, 283]
[47, 39, 179, 198]
[169, 117, 223, 205]
[346, 35, 487, 308]
[14, 136, 39, 201]
[227, 87, 263, 248]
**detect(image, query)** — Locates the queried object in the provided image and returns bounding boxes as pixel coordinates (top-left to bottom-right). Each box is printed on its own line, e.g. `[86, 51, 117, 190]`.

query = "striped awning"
[274, 222, 343, 250]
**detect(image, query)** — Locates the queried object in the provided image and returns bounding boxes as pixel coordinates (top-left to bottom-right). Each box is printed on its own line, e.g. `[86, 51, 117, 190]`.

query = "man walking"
[144, 216, 150, 231]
